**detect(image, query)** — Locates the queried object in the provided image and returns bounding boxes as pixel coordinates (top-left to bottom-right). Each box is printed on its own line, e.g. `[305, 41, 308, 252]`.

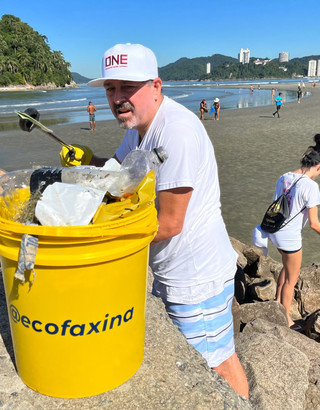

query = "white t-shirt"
[116, 96, 237, 304]
[268, 172, 320, 251]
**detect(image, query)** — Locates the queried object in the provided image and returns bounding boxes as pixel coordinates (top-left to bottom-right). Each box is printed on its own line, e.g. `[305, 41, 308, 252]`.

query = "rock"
[255, 256, 279, 280]
[235, 265, 246, 303]
[242, 246, 261, 277]
[230, 237, 247, 255]
[232, 297, 241, 333]
[247, 277, 277, 301]
[239, 301, 288, 327]
[231, 237, 248, 269]
[231, 239, 281, 285]
[315, 314, 320, 334]
[235, 330, 309, 410]
[236, 251, 248, 270]
[302, 309, 320, 342]
[296, 264, 320, 315]
[242, 318, 320, 409]
[268, 260, 283, 283]
[290, 297, 302, 321]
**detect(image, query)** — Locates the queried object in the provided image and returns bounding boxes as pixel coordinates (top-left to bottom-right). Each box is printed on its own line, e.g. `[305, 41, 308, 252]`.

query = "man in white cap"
[60, 43, 248, 398]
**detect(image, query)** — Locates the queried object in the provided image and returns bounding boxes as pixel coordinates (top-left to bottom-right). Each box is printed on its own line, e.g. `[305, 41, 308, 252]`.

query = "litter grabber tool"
[16, 108, 76, 160]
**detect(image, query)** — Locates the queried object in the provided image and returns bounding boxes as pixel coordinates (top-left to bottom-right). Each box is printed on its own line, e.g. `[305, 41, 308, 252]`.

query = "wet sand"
[1, 82, 319, 266]
[207, 82, 320, 266]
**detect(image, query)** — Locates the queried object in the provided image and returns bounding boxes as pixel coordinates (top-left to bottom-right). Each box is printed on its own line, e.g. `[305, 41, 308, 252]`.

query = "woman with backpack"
[254, 134, 320, 330]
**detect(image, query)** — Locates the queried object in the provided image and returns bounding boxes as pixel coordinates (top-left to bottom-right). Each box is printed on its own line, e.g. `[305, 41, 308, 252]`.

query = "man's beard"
[115, 102, 137, 129]
[118, 116, 137, 129]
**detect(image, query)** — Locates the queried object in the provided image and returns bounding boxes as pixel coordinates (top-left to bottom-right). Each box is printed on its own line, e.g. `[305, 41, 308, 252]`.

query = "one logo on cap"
[105, 54, 128, 70]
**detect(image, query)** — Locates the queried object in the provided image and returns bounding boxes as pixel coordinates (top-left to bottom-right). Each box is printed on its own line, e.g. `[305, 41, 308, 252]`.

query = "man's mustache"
[115, 102, 134, 111]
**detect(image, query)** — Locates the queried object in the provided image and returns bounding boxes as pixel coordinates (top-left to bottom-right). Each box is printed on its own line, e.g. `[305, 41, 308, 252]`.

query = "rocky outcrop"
[236, 329, 309, 410]
[231, 239, 320, 409]
[0, 81, 77, 92]
[296, 263, 320, 316]
[1, 237, 320, 409]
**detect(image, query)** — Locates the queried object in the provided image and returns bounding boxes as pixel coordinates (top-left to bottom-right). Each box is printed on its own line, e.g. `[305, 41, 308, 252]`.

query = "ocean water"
[0, 79, 311, 131]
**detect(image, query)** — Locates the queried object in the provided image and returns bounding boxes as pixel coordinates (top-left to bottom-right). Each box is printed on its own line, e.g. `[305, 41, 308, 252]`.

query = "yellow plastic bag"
[92, 170, 157, 223]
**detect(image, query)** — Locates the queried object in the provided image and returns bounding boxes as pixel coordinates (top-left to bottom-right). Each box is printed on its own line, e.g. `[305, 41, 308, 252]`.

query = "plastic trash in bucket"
[0, 172, 158, 398]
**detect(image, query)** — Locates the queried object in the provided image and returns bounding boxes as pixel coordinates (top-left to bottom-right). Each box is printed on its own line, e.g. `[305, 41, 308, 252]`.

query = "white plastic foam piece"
[35, 182, 105, 226]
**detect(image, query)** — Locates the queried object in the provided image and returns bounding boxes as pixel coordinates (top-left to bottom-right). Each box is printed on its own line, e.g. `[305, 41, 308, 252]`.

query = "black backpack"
[261, 176, 305, 233]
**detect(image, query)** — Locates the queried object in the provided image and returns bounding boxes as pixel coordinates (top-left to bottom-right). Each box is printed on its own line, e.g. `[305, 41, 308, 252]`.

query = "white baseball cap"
[88, 43, 159, 87]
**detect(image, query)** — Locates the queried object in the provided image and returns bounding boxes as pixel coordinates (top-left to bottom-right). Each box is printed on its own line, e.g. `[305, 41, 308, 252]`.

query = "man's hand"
[60, 144, 93, 167]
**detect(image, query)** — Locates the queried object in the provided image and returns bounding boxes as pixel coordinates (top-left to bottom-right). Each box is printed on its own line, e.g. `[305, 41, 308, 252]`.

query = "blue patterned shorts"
[163, 280, 235, 367]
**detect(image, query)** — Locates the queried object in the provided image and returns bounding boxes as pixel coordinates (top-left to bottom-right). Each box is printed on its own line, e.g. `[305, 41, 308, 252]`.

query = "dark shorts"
[276, 104, 281, 110]
[89, 114, 95, 121]
[280, 247, 302, 254]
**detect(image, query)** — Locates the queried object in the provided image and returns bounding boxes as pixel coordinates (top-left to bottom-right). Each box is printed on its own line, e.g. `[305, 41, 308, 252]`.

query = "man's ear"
[152, 78, 162, 93]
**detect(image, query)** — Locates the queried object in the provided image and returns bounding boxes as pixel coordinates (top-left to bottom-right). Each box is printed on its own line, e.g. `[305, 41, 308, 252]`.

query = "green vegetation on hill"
[0, 14, 72, 87]
[290, 55, 320, 65]
[159, 54, 237, 81]
[201, 59, 308, 81]
[159, 54, 317, 81]
[71, 72, 91, 84]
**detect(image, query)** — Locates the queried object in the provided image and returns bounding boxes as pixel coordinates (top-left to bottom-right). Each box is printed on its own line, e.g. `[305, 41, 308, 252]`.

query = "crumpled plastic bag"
[35, 182, 106, 226]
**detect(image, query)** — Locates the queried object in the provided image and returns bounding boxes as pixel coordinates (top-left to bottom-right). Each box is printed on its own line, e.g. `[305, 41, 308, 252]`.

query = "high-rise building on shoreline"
[279, 52, 289, 62]
[308, 60, 317, 77]
[206, 62, 211, 74]
[317, 60, 320, 77]
[238, 48, 250, 64]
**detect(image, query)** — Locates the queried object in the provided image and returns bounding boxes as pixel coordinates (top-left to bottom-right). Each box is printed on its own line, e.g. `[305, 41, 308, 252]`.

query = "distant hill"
[71, 72, 92, 84]
[159, 54, 238, 81]
[290, 55, 320, 64]
[158, 53, 314, 81]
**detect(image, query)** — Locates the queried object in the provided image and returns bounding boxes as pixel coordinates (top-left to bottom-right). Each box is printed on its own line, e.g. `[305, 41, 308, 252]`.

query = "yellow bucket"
[0, 173, 158, 398]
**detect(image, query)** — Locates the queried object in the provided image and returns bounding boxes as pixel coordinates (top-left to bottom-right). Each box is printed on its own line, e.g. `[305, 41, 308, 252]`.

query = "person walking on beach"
[297, 86, 302, 103]
[271, 88, 275, 102]
[213, 98, 220, 120]
[273, 92, 283, 118]
[87, 101, 97, 131]
[253, 134, 320, 331]
[60, 43, 249, 399]
[199, 99, 208, 120]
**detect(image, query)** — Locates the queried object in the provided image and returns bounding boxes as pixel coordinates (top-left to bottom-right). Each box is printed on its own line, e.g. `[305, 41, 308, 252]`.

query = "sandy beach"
[0, 82, 320, 266]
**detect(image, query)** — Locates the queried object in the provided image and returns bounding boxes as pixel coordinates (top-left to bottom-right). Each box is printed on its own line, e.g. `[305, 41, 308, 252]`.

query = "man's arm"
[152, 187, 193, 243]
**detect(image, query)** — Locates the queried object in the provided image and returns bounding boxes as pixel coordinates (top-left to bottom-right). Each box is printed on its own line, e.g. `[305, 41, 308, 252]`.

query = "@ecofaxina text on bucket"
[9, 304, 134, 336]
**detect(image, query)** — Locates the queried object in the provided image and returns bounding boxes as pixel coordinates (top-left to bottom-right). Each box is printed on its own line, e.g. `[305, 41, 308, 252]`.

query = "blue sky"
[1, 0, 320, 78]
